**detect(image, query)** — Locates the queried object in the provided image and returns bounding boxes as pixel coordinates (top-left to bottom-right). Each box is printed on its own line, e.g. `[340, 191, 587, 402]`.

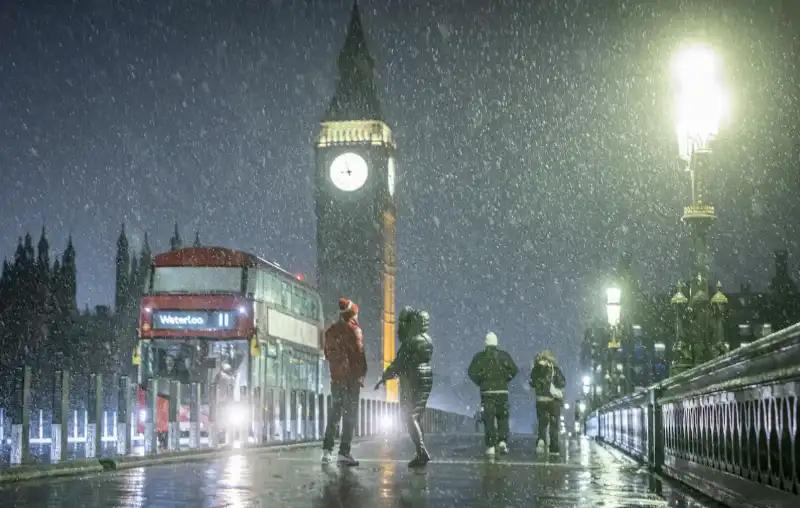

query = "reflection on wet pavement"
[0, 434, 719, 507]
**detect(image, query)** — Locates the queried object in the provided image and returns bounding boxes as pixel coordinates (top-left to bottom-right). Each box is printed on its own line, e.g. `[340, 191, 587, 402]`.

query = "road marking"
[274, 456, 604, 469]
[536, 492, 669, 506]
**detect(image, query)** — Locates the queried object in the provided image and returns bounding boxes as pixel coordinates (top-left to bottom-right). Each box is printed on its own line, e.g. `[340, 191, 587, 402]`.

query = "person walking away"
[467, 332, 518, 457]
[474, 404, 484, 433]
[321, 298, 367, 466]
[375, 306, 434, 467]
[530, 350, 566, 454]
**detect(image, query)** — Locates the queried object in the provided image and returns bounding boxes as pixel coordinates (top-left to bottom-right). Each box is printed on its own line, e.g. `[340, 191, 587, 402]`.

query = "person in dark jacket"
[467, 332, 518, 457]
[321, 298, 367, 466]
[375, 306, 434, 467]
[530, 350, 566, 454]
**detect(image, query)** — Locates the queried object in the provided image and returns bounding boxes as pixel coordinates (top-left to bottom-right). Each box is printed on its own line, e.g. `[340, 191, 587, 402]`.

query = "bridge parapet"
[0, 365, 472, 477]
[588, 321, 800, 508]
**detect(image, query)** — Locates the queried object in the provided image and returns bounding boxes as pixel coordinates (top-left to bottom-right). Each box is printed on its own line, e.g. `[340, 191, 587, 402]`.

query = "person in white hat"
[467, 331, 519, 457]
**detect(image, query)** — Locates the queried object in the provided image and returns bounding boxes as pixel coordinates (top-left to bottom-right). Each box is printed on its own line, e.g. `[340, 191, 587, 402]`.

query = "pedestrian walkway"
[0, 434, 717, 507]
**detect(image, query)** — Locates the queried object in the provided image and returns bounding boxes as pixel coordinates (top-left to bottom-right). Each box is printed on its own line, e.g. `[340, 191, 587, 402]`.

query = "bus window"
[280, 281, 292, 309]
[266, 272, 280, 305]
[292, 285, 305, 316]
[252, 270, 266, 302]
[151, 266, 244, 294]
[309, 298, 318, 322]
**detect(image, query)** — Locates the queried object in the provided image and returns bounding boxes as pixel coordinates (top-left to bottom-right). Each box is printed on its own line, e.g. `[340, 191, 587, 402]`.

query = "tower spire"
[170, 222, 183, 251]
[142, 232, 151, 256]
[325, 1, 384, 122]
[115, 223, 131, 313]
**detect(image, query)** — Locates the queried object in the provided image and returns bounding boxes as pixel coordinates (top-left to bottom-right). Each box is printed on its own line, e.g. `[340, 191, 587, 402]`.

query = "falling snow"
[0, 0, 798, 429]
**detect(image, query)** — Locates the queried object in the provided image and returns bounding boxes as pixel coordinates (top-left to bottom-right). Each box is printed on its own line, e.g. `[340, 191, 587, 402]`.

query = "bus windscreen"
[150, 266, 244, 294]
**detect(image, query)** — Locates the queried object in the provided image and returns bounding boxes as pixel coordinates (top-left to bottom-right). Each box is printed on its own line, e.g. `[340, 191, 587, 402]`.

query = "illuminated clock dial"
[330, 153, 368, 192]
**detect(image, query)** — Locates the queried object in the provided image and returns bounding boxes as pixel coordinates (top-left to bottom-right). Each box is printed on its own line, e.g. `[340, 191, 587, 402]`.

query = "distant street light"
[605, 287, 624, 398]
[606, 287, 621, 347]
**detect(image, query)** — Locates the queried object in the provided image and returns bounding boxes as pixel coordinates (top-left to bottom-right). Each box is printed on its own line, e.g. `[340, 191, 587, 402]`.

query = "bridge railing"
[0, 366, 472, 469]
[587, 321, 800, 507]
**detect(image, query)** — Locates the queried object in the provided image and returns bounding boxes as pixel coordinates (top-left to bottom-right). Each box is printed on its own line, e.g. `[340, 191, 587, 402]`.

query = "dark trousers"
[536, 400, 561, 452]
[403, 391, 430, 455]
[322, 379, 360, 455]
[481, 392, 510, 447]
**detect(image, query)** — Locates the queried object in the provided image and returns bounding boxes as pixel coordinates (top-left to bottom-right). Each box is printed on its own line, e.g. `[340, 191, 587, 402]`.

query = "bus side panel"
[156, 397, 169, 433]
[136, 387, 170, 434]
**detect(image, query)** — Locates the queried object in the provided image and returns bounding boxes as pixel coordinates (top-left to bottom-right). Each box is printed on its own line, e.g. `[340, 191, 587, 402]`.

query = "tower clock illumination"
[330, 152, 368, 191]
[388, 158, 396, 196]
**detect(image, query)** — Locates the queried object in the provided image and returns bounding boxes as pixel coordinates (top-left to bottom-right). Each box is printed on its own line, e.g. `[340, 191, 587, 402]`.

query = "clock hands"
[330, 154, 366, 191]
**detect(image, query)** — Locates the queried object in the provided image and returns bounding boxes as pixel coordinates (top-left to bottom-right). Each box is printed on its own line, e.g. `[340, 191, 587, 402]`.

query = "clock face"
[329, 153, 368, 192]
[387, 158, 396, 196]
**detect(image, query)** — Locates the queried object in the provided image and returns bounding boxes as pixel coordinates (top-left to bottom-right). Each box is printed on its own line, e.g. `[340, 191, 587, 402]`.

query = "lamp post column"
[670, 281, 690, 375]
[672, 43, 730, 368]
[605, 287, 622, 400]
[710, 282, 729, 355]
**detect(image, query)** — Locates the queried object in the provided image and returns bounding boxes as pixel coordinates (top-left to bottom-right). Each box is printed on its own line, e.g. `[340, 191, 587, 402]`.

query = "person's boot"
[406, 412, 430, 468]
[497, 441, 508, 454]
[337, 452, 359, 466]
[408, 447, 431, 468]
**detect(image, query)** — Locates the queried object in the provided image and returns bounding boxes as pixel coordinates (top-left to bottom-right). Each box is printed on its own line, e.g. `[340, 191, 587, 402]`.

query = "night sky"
[1, 0, 798, 418]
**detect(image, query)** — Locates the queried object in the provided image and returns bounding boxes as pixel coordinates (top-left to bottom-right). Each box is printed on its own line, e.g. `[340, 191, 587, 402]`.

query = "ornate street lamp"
[581, 374, 591, 412]
[605, 287, 624, 398]
[606, 287, 622, 347]
[671, 44, 730, 368]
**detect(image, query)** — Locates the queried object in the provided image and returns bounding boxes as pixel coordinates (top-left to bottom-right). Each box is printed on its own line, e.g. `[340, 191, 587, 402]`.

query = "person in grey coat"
[530, 350, 566, 454]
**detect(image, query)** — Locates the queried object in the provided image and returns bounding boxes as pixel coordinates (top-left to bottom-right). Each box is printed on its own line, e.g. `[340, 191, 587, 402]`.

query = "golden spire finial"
[711, 281, 728, 305]
[671, 280, 688, 305]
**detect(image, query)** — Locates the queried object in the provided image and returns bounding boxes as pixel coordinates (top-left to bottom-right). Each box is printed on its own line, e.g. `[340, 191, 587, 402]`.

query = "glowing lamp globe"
[606, 287, 622, 327]
[672, 44, 730, 161]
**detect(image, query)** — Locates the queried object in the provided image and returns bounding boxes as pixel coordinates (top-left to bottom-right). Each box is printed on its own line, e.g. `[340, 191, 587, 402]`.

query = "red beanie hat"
[339, 298, 359, 315]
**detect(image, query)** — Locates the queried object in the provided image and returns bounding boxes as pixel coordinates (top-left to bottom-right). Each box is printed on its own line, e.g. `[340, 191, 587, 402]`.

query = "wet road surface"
[0, 434, 718, 507]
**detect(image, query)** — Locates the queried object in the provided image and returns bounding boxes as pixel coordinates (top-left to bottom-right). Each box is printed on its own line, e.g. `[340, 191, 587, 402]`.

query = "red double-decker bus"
[134, 247, 325, 444]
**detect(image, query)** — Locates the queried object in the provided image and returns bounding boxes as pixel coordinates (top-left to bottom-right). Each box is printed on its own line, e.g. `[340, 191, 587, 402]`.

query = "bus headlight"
[226, 405, 247, 427]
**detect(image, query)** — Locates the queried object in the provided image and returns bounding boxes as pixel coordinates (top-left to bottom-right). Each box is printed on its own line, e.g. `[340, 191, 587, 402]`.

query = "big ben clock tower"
[315, 1, 398, 401]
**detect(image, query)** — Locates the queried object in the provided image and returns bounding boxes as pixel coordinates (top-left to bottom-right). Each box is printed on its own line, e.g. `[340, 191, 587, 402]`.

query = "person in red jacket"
[321, 298, 367, 466]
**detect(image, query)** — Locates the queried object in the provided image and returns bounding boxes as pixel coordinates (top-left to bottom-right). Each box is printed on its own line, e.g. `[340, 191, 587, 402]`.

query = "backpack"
[550, 365, 564, 400]
[549, 368, 564, 400]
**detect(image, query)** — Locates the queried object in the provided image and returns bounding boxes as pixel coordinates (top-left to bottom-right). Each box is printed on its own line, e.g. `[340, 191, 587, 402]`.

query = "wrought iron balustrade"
[588, 322, 800, 508]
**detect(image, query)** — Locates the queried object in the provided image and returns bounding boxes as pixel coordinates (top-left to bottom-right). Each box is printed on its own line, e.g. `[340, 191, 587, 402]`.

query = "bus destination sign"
[152, 311, 236, 331]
